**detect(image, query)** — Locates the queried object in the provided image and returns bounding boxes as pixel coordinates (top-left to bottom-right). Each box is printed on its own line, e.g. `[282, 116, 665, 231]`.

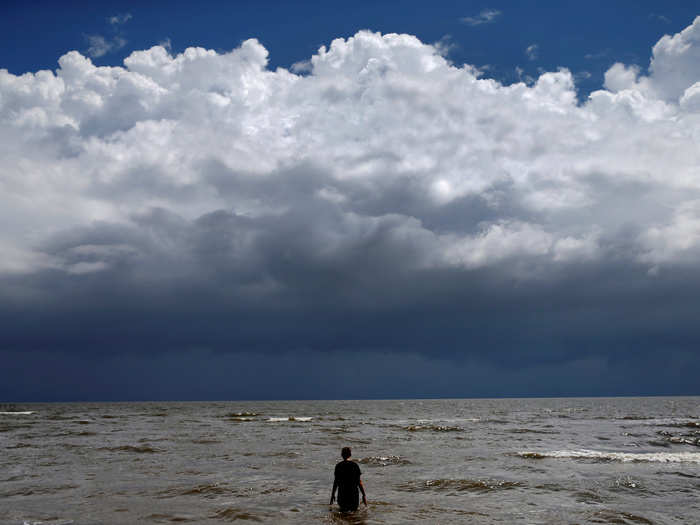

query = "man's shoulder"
[335, 459, 360, 470]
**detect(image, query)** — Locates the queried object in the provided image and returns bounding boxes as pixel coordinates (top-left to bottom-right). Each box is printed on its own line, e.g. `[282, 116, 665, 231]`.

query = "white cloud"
[291, 59, 312, 73]
[109, 13, 132, 26]
[86, 12, 132, 58]
[603, 17, 700, 103]
[2, 20, 700, 283]
[85, 34, 127, 58]
[648, 16, 700, 101]
[432, 35, 456, 58]
[649, 13, 671, 24]
[574, 70, 592, 82]
[461, 9, 501, 26]
[525, 43, 539, 60]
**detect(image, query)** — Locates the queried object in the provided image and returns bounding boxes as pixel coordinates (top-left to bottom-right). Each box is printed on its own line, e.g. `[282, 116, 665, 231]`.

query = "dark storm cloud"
[3, 203, 700, 400]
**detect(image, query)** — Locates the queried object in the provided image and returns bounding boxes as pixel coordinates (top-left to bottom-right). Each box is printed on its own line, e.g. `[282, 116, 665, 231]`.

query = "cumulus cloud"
[603, 16, 700, 103]
[4, 24, 700, 286]
[461, 9, 502, 26]
[3, 19, 700, 397]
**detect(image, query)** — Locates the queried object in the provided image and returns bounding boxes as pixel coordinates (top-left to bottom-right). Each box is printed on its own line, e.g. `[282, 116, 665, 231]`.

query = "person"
[330, 446, 367, 512]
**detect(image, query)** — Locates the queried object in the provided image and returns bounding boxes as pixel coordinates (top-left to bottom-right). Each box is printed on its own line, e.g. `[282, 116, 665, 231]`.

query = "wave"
[613, 475, 644, 490]
[267, 416, 312, 422]
[415, 418, 481, 423]
[22, 520, 75, 525]
[665, 421, 700, 429]
[100, 445, 161, 453]
[0, 411, 35, 415]
[638, 418, 700, 427]
[359, 455, 411, 466]
[180, 483, 236, 497]
[508, 428, 559, 434]
[144, 513, 196, 523]
[397, 478, 521, 493]
[588, 509, 653, 525]
[261, 451, 301, 458]
[656, 430, 700, 447]
[210, 507, 266, 521]
[403, 424, 463, 432]
[191, 438, 222, 444]
[6, 484, 79, 497]
[517, 449, 700, 463]
[225, 412, 260, 418]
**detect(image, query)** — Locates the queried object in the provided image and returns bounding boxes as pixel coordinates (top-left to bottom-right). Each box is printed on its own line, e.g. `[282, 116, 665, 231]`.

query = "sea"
[1, 397, 699, 524]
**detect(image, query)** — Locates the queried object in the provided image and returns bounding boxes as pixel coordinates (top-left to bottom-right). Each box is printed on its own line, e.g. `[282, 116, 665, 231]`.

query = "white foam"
[639, 418, 700, 426]
[415, 418, 481, 424]
[518, 449, 700, 463]
[0, 411, 34, 415]
[23, 520, 73, 525]
[267, 416, 312, 422]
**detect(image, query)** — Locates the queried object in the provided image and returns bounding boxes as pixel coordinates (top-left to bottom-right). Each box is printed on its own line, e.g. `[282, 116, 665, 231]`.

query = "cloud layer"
[2, 18, 700, 399]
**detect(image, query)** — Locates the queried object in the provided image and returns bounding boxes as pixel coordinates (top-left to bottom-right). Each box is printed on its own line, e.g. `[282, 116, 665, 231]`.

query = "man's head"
[341, 446, 352, 459]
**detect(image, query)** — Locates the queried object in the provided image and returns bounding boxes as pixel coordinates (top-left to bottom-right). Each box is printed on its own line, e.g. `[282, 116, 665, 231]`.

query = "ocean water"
[1, 397, 699, 524]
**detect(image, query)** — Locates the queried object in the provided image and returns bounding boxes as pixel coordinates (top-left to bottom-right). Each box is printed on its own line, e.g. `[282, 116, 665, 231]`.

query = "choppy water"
[1, 397, 699, 524]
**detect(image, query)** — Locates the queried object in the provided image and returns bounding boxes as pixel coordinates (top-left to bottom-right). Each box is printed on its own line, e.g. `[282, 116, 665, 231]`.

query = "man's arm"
[330, 479, 338, 505]
[358, 479, 367, 506]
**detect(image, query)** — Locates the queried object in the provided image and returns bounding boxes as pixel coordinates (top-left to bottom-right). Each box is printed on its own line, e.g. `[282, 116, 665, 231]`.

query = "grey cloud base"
[2, 21, 700, 400]
[3, 242, 700, 400]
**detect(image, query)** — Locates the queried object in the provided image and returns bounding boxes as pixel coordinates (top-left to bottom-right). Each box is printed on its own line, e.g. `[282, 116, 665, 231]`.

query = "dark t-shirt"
[334, 460, 362, 511]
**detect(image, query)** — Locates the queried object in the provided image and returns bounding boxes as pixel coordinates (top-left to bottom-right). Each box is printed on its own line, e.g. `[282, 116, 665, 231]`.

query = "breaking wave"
[403, 424, 463, 432]
[359, 455, 411, 466]
[517, 449, 700, 463]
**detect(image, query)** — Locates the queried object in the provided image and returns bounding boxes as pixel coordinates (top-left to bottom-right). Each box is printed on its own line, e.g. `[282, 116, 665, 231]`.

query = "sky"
[1, 2, 700, 401]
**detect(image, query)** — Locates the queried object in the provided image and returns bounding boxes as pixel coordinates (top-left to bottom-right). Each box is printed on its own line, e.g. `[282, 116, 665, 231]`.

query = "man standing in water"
[330, 447, 367, 512]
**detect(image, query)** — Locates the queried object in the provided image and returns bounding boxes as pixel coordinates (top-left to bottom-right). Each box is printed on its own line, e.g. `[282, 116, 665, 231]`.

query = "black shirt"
[334, 460, 362, 511]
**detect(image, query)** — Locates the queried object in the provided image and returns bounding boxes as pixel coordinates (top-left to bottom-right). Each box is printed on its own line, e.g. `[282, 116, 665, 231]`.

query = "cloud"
[291, 59, 312, 73]
[85, 12, 132, 58]
[85, 34, 127, 58]
[602, 17, 700, 103]
[3, 19, 700, 397]
[525, 43, 539, 60]
[432, 35, 456, 58]
[649, 13, 671, 24]
[460, 9, 501, 26]
[584, 49, 610, 60]
[109, 13, 133, 26]
[574, 70, 592, 82]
